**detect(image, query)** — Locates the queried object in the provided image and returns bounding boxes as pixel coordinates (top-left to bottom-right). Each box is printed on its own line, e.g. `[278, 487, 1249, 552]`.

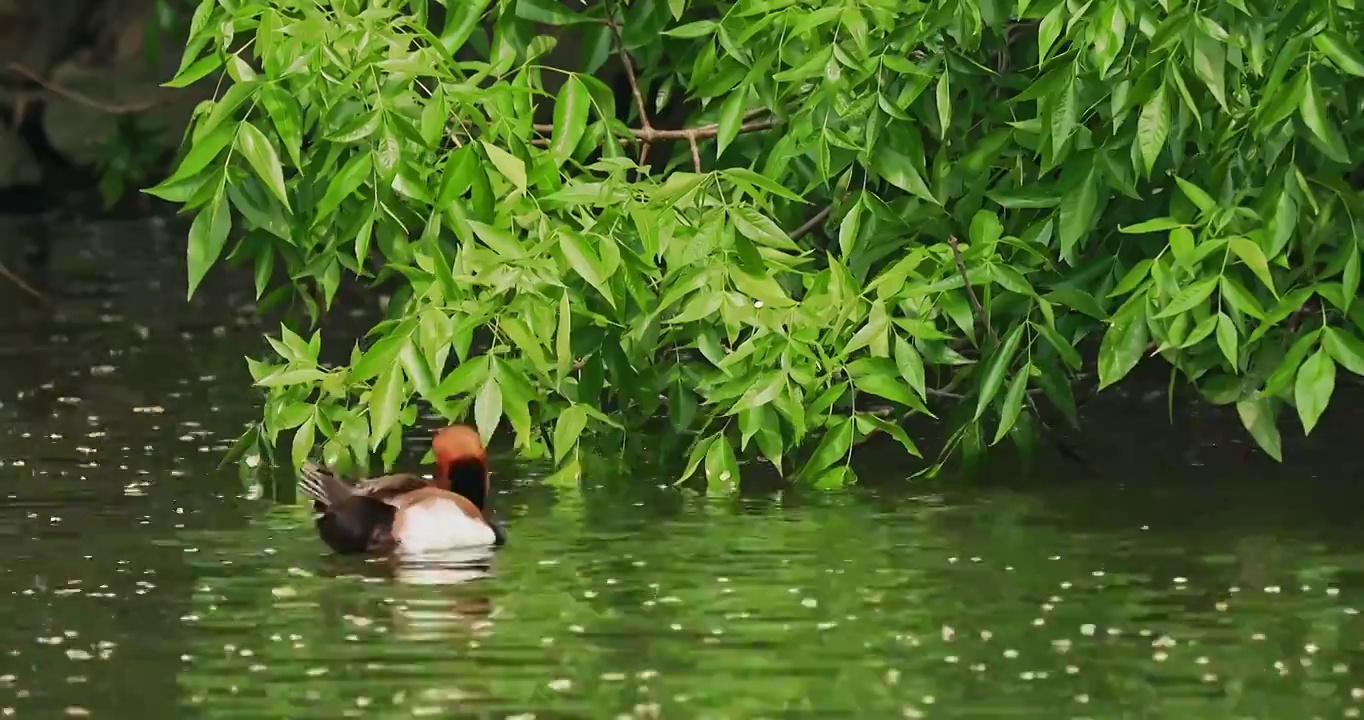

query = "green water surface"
[1, 219, 1362, 719]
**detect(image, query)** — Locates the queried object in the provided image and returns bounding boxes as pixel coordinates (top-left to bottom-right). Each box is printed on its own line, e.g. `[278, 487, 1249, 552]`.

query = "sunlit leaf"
[1294, 347, 1335, 435]
[550, 75, 590, 164]
[553, 404, 588, 464]
[1098, 300, 1149, 388]
[186, 192, 231, 298]
[992, 364, 1030, 445]
[475, 376, 503, 445]
[236, 121, 290, 210]
[1136, 85, 1168, 175]
[973, 324, 1025, 420]
[716, 88, 747, 157]
[369, 363, 404, 450]
[1237, 397, 1282, 460]
[1215, 312, 1239, 370]
[558, 228, 615, 308]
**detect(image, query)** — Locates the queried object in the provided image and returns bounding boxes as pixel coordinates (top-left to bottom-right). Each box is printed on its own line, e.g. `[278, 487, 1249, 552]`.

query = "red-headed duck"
[297, 425, 506, 554]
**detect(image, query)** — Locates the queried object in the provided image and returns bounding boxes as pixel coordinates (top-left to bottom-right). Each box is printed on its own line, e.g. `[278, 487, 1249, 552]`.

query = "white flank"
[394, 504, 496, 554]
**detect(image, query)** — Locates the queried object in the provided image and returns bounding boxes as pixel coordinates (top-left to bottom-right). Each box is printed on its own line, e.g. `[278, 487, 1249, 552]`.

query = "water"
[3, 218, 1364, 719]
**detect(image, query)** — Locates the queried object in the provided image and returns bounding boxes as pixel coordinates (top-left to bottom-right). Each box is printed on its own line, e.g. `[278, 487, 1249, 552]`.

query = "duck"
[297, 425, 507, 555]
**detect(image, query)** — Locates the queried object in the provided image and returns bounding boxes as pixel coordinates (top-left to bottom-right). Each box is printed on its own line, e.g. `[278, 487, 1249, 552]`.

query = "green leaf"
[1219, 275, 1265, 320]
[558, 229, 615, 308]
[1044, 287, 1107, 320]
[1237, 397, 1282, 461]
[1119, 217, 1186, 234]
[1192, 31, 1227, 109]
[1174, 176, 1215, 215]
[704, 434, 740, 495]
[480, 141, 528, 191]
[732, 372, 786, 412]
[935, 71, 951, 139]
[235, 121, 290, 210]
[291, 412, 316, 469]
[392, 165, 433, 205]
[165, 53, 222, 88]
[893, 334, 927, 402]
[1058, 166, 1097, 263]
[1299, 74, 1350, 162]
[849, 358, 922, 410]
[475, 375, 503, 445]
[974, 324, 1025, 420]
[1312, 31, 1364, 77]
[1038, 2, 1065, 62]
[1294, 348, 1335, 435]
[468, 220, 526, 259]
[260, 86, 303, 168]
[1098, 300, 1149, 388]
[420, 86, 447, 149]
[969, 209, 1003, 246]
[186, 192, 231, 299]
[869, 144, 937, 204]
[369, 363, 404, 450]
[804, 415, 854, 477]
[553, 404, 588, 464]
[1154, 276, 1217, 318]
[1051, 79, 1077, 154]
[154, 123, 236, 190]
[1324, 327, 1364, 376]
[992, 364, 1030, 445]
[731, 207, 799, 251]
[550, 75, 590, 164]
[1344, 242, 1360, 312]
[838, 198, 863, 259]
[716, 89, 747, 158]
[1168, 227, 1195, 269]
[722, 168, 807, 203]
[1036, 322, 1082, 369]
[677, 433, 718, 485]
[1136, 85, 1168, 175]
[664, 20, 717, 37]
[1228, 237, 1277, 296]
[861, 415, 921, 458]
[1109, 259, 1153, 297]
[314, 152, 372, 224]
[1215, 312, 1239, 370]
[399, 340, 437, 397]
[516, 0, 583, 24]
[556, 291, 573, 379]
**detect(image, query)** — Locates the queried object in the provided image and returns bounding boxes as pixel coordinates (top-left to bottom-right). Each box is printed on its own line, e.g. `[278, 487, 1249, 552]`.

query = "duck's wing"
[349, 472, 429, 499]
[297, 463, 357, 509]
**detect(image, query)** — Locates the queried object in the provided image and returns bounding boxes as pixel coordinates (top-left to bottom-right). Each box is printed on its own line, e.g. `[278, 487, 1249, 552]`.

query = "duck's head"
[431, 425, 490, 509]
[316, 496, 397, 555]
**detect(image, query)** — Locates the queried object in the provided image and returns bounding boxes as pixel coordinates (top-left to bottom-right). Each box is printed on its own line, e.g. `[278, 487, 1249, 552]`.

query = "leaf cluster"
[154, 0, 1364, 489]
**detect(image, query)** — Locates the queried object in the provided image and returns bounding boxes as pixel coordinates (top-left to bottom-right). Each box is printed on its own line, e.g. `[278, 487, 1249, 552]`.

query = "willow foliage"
[151, 0, 1364, 490]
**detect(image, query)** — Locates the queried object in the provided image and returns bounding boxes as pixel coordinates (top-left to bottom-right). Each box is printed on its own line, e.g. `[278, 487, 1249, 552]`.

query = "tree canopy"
[150, 0, 1364, 491]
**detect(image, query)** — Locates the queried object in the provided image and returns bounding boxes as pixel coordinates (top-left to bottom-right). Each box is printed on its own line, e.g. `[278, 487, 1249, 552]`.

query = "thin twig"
[534, 114, 779, 144]
[946, 235, 997, 349]
[0, 262, 45, 302]
[5, 63, 165, 115]
[603, 18, 651, 132]
[687, 136, 701, 172]
[790, 204, 833, 241]
[604, 10, 653, 166]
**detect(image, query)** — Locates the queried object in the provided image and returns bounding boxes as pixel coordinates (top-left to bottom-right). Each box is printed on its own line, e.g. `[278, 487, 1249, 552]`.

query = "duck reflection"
[313, 546, 499, 642]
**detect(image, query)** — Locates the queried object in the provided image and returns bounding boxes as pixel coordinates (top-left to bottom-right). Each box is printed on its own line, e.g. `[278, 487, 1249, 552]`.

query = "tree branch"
[946, 235, 997, 349]
[5, 63, 165, 115]
[790, 204, 833, 241]
[0, 262, 45, 302]
[604, 9, 652, 165]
